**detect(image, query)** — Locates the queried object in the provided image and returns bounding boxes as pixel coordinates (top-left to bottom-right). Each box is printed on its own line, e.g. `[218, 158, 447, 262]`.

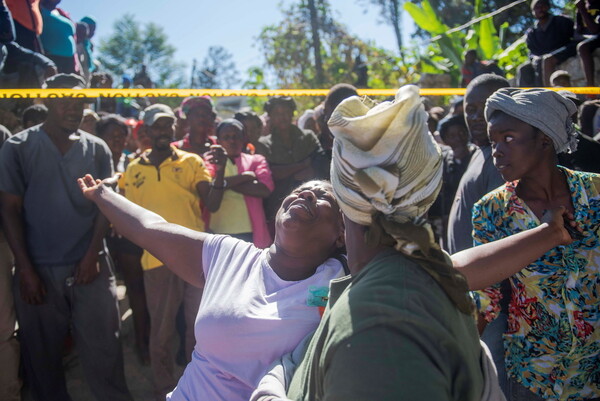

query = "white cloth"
[297, 109, 315, 130]
[167, 235, 343, 401]
[249, 332, 313, 401]
[479, 340, 507, 401]
[329, 85, 443, 226]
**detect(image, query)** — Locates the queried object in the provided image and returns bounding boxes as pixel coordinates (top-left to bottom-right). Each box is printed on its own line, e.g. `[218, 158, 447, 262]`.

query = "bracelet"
[211, 179, 227, 189]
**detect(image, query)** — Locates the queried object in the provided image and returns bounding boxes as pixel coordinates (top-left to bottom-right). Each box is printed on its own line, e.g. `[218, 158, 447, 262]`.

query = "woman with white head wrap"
[284, 86, 581, 401]
[286, 86, 487, 401]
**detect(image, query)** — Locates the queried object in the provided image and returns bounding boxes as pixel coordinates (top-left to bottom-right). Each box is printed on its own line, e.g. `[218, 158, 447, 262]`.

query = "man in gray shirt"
[446, 74, 509, 255]
[445, 73, 510, 396]
[0, 74, 132, 401]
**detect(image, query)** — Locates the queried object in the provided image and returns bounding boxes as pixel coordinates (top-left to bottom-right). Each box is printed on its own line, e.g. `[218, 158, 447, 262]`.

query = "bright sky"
[59, 0, 415, 87]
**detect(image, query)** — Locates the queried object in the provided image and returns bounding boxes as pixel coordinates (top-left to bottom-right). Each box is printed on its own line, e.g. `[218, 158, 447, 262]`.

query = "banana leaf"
[478, 17, 500, 59]
[404, 0, 448, 35]
[437, 34, 464, 68]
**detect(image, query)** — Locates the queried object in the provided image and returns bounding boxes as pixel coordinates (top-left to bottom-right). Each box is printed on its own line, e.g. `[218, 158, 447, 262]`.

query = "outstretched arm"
[78, 174, 208, 288]
[452, 207, 575, 290]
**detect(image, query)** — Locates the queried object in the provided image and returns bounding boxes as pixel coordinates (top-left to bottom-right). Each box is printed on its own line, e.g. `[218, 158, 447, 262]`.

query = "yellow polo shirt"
[122, 147, 211, 270]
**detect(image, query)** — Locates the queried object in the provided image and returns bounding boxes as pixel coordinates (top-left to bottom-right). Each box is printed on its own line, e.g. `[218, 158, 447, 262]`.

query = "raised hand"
[78, 173, 121, 201]
[204, 145, 228, 172]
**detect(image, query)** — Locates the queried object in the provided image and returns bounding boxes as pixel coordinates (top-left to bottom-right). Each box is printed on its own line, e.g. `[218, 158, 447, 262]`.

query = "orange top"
[6, 0, 42, 35]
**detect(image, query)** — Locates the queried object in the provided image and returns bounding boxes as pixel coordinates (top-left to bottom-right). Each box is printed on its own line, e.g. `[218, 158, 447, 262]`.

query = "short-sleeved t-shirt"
[122, 146, 211, 270]
[446, 145, 504, 254]
[0, 126, 113, 265]
[39, 6, 76, 57]
[526, 15, 575, 57]
[167, 235, 344, 401]
[471, 167, 600, 400]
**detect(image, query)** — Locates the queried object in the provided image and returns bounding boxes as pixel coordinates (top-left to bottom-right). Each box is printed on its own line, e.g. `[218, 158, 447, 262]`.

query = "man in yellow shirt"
[122, 103, 220, 401]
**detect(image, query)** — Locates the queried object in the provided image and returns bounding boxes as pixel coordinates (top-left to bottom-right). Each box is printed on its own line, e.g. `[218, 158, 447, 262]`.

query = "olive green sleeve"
[322, 326, 451, 401]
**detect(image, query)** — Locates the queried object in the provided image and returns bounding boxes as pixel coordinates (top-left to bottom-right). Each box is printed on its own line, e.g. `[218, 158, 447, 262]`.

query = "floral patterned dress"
[471, 167, 600, 401]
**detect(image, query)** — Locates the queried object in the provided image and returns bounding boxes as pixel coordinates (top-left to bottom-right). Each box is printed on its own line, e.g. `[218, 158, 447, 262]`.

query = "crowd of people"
[0, 70, 598, 401]
[0, 1, 599, 401]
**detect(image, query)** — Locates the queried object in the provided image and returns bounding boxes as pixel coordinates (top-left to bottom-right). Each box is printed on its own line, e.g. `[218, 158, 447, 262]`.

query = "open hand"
[78, 173, 121, 201]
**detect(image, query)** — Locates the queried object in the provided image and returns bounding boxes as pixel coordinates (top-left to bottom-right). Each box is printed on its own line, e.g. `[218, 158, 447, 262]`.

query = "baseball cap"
[43, 73, 87, 89]
[180, 96, 215, 117]
[142, 104, 175, 126]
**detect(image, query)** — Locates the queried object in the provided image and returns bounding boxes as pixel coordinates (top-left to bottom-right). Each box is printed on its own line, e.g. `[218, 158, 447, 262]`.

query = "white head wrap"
[329, 85, 472, 314]
[485, 88, 578, 154]
[329, 85, 442, 227]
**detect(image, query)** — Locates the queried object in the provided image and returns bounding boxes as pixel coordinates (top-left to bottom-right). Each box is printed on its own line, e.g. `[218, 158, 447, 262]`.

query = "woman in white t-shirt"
[78, 174, 346, 401]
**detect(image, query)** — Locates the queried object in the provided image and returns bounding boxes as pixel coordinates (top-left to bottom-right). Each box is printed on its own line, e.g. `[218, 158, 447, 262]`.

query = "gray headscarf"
[485, 88, 578, 154]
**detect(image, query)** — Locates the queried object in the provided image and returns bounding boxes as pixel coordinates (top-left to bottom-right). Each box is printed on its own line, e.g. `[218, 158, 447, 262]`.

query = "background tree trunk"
[307, 0, 324, 86]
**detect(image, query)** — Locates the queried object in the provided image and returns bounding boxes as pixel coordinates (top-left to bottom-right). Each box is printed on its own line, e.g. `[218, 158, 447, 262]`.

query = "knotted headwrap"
[485, 88, 578, 154]
[329, 85, 472, 314]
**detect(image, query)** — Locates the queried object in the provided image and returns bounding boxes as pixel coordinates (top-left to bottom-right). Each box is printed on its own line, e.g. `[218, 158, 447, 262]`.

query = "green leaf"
[420, 55, 450, 73]
[474, 0, 482, 17]
[478, 17, 500, 59]
[498, 22, 510, 48]
[465, 29, 479, 52]
[403, 1, 448, 35]
[496, 34, 526, 60]
[437, 34, 463, 67]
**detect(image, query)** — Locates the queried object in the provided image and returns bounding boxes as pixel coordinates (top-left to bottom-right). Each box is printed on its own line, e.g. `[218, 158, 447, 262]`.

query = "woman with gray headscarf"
[472, 88, 600, 401]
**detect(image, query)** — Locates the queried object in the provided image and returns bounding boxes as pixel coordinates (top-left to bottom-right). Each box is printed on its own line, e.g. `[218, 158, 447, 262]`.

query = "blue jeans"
[14, 253, 132, 401]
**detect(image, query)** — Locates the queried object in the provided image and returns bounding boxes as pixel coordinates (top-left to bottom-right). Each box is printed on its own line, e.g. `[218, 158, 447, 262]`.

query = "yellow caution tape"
[0, 87, 598, 99]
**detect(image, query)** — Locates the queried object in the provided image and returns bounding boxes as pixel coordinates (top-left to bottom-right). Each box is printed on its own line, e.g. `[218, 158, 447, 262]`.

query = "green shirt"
[255, 125, 322, 221]
[287, 250, 484, 401]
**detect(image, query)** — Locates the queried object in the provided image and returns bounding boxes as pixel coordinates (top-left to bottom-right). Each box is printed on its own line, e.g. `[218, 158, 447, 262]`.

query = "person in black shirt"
[517, 0, 579, 87]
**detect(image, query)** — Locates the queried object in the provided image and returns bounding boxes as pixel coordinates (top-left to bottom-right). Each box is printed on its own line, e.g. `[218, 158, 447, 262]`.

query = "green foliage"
[257, 0, 416, 98]
[494, 36, 528, 77]
[242, 67, 269, 112]
[404, 1, 448, 34]
[98, 14, 184, 88]
[403, 0, 537, 85]
[195, 46, 240, 89]
[478, 17, 499, 59]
